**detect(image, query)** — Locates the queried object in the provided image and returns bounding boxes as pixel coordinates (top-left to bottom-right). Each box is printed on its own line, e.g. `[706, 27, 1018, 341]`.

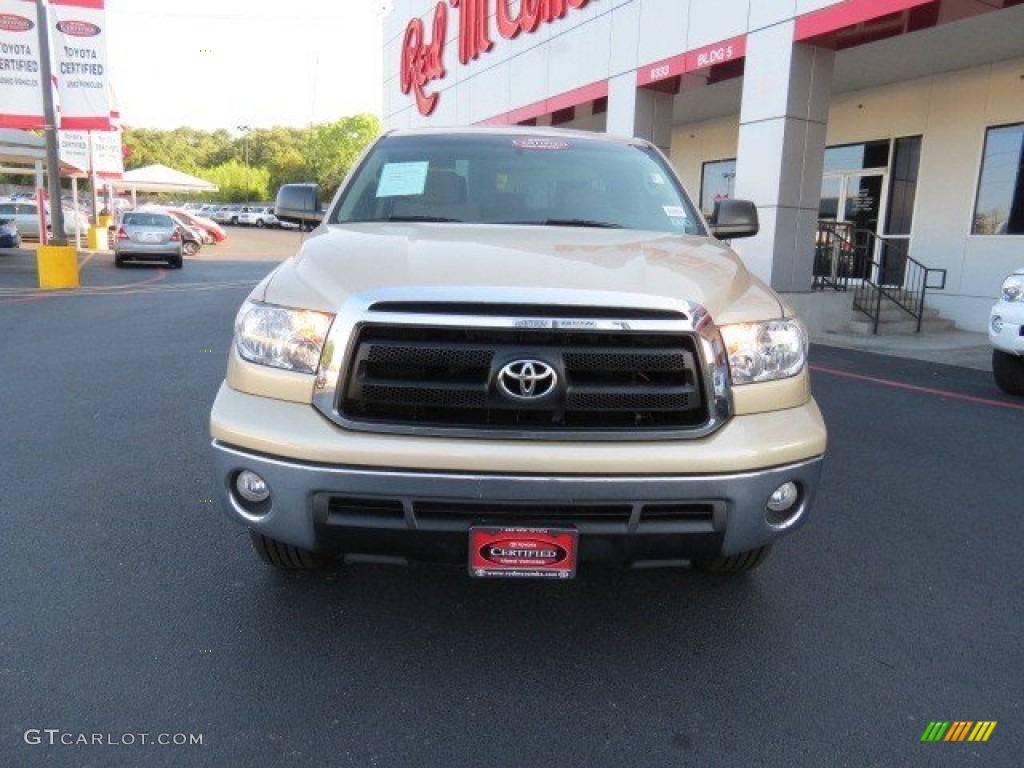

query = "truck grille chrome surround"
[311, 289, 733, 440]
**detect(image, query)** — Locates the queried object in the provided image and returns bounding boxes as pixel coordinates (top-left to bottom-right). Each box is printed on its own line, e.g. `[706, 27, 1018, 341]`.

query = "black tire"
[993, 349, 1024, 396]
[182, 240, 200, 257]
[170, 254, 183, 269]
[114, 254, 124, 268]
[230, 216, 239, 226]
[249, 530, 334, 570]
[691, 544, 773, 574]
[256, 219, 265, 228]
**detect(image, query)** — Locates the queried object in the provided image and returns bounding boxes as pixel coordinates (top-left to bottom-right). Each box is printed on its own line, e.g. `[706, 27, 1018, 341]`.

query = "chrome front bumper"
[212, 440, 824, 563]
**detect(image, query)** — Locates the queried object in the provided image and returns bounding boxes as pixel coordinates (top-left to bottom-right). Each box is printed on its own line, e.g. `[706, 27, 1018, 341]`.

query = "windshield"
[332, 132, 706, 235]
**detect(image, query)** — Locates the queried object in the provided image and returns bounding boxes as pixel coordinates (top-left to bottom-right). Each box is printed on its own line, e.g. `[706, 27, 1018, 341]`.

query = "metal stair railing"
[813, 221, 867, 291]
[851, 231, 947, 334]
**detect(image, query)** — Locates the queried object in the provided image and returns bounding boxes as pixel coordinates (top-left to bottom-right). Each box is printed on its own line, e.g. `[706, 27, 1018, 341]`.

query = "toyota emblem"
[497, 359, 557, 400]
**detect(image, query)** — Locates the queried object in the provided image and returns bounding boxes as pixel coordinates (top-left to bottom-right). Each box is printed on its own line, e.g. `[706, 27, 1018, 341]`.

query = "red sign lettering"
[400, 0, 590, 116]
[399, 2, 448, 116]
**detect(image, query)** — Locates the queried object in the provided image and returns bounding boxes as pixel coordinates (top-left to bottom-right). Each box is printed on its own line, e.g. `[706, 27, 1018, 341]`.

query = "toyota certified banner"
[89, 126, 122, 178]
[0, 0, 44, 129]
[50, 0, 110, 129]
[58, 127, 122, 177]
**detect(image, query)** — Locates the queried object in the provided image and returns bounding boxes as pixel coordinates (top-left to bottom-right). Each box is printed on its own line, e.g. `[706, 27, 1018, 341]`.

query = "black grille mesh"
[340, 324, 708, 432]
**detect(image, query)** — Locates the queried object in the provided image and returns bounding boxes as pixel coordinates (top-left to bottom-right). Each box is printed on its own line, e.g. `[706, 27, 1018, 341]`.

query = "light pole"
[237, 124, 251, 202]
[36, 0, 66, 245]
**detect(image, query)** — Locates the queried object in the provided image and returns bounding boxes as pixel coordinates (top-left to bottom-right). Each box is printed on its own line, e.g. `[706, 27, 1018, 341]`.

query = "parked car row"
[0, 200, 91, 240]
[202, 203, 297, 229]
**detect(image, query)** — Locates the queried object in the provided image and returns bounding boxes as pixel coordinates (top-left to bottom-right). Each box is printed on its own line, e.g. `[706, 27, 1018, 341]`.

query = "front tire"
[182, 240, 200, 257]
[993, 349, 1024, 395]
[691, 544, 773, 574]
[249, 530, 334, 570]
[256, 219, 265, 228]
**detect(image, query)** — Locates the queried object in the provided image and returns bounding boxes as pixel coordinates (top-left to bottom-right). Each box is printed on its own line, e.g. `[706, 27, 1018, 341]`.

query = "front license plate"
[469, 526, 577, 579]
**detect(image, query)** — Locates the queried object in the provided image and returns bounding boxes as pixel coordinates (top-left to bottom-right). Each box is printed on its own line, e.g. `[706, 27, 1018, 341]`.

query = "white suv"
[990, 268, 1024, 395]
[237, 206, 278, 228]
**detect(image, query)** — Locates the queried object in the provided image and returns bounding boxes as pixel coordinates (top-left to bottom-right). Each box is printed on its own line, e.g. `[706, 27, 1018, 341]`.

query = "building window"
[973, 123, 1024, 235]
[699, 158, 736, 217]
[822, 140, 889, 174]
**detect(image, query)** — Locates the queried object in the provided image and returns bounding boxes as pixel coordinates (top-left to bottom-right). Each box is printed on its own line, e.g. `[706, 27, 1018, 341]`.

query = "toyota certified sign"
[497, 359, 557, 400]
[0, 13, 33, 32]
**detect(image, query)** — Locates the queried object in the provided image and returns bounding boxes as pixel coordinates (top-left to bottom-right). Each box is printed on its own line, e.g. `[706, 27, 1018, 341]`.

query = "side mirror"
[274, 183, 321, 225]
[709, 199, 759, 240]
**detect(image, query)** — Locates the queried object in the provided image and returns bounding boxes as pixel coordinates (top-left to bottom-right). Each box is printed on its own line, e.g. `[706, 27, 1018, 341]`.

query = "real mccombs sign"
[400, 0, 590, 116]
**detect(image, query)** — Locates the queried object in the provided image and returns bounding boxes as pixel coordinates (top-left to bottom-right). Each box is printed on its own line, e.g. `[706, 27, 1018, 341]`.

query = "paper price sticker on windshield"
[512, 137, 570, 151]
[377, 161, 429, 197]
[469, 526, 577, 579]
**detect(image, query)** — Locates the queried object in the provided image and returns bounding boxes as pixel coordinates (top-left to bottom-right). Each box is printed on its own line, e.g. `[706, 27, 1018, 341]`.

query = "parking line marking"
[0, 274, 258, 303]
[810, 364, 1024, 412]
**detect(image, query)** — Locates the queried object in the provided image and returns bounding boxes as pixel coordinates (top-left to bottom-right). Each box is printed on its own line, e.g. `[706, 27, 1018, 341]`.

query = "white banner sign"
[58, 128, 89, 172]
[0, 0, 43, 129]
[51, 0, 110, 130]
[58, 127, 123, 177]
[90, 127, 122, 178]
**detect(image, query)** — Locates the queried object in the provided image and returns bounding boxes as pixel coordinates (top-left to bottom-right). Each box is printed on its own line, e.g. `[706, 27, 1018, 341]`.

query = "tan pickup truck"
[211, 127, 827, 578]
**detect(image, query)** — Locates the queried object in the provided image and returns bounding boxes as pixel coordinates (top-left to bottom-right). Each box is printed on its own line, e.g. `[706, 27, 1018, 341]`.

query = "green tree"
[304, 114, 380, 199]
[203, 159, 269, 203]
[118, 114, 379, 202]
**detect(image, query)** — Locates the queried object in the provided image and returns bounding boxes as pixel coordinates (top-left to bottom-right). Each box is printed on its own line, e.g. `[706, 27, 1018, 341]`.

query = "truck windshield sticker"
[663, 205, 689, 219]
[512, 137, 570, 151]
[377, 161, 430, 197]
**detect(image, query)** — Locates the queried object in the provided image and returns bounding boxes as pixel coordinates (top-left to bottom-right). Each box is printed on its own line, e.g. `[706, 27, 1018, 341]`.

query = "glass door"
[819, 171, 888, 281]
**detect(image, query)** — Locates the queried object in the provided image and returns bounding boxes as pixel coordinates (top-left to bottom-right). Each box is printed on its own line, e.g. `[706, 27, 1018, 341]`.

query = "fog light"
[991, 315, 1003, 334]
[236, 470, 270, 503]
[766, 482, 799, 514]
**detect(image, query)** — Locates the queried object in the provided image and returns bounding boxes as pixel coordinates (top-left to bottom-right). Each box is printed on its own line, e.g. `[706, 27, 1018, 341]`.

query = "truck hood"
[259, 223, 784, 325]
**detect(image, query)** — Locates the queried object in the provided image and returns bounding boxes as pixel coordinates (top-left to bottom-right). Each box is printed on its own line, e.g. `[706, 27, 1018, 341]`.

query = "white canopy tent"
[1, 129, 89, 247]
[116, 164, 218, 204]
[0, 129, 46, 181]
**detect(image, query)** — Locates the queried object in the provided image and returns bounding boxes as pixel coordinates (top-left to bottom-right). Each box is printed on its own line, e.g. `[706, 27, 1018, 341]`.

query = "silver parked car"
[0, 200, 89, 240]
[114, 211, 184, 268]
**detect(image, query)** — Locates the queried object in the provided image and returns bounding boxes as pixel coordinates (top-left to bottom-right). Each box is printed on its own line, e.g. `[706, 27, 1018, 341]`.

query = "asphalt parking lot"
[2, 229, 1021, 767]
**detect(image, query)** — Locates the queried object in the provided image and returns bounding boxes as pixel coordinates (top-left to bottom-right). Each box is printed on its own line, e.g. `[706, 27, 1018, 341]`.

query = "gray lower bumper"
[212, 440, 824, 562]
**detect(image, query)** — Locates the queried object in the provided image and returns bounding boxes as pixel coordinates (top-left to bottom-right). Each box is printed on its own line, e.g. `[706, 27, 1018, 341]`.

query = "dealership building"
[382, 0, 1024, 332]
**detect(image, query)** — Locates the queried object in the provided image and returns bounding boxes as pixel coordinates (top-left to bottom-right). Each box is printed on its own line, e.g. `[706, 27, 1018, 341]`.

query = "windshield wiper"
[380, 215, 463, 223]
[537, 218, 624, 229]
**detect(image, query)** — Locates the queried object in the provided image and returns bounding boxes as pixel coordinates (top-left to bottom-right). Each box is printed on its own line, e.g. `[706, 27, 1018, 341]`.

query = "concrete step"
[857, 306, 944, 323]
[848, 316, 955, 335]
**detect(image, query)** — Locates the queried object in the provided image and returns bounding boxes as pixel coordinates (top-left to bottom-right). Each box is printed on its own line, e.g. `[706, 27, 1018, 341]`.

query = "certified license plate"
[469, 526, 577, 579]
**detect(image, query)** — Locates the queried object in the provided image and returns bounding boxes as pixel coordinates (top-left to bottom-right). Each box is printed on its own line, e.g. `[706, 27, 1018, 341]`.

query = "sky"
[104, 0, 386, 132]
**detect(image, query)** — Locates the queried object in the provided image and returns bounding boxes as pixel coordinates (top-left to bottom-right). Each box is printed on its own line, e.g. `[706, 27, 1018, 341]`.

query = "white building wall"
[383, 1, 1024, 332]
[670, 56, 1024, 331]
[383, 0, 847, 127]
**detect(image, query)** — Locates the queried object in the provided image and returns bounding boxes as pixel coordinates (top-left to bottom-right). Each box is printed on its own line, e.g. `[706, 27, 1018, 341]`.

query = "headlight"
[234, 300, 334, 374]
[720, 319, 808, 385]
[1000, 274, 1024, 303]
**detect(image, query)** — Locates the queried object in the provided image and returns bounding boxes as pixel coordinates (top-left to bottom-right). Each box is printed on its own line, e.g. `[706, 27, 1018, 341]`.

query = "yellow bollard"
[38, 245, 80, 289]
[87, 226, 110, 250]
[98, 214, 113, 228]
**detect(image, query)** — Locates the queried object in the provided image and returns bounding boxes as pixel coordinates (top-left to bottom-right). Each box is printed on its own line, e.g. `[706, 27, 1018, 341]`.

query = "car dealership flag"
[0, 0, 44, 128]
[50, 0, 110, 129]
